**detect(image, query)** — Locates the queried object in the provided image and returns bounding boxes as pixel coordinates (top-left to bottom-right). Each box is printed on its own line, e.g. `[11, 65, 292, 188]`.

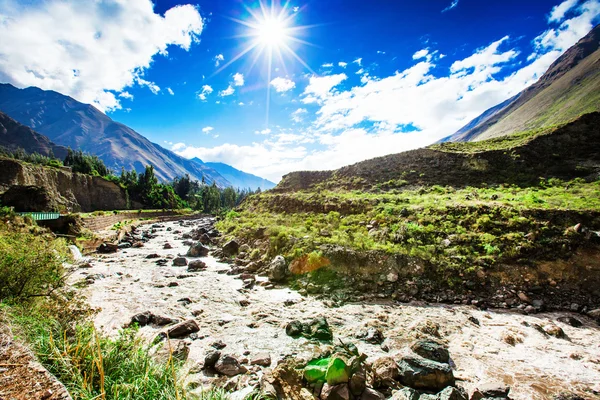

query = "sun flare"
[255, 17, 288, 47]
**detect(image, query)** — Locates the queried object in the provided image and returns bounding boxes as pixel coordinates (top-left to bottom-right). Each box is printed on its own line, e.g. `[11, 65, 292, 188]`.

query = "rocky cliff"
[0, 158, 139, 212]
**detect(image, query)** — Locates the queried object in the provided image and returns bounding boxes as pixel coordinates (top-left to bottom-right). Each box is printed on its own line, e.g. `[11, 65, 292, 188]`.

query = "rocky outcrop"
[0, 158, 134, 212]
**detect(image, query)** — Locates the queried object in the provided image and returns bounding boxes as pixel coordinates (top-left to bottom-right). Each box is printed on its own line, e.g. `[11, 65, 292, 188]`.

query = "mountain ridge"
[0, 84, 265, 188]
[192, 158, 276, 191]
[0, 111, 68, 159]
[442, 24, 600, 143]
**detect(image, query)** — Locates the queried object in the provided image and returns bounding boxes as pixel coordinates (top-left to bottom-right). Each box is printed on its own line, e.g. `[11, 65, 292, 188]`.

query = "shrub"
[0, 230, 68, 300]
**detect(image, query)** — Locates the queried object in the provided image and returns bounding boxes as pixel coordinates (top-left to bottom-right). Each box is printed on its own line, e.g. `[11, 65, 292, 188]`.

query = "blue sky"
[0, 0, 599, 181]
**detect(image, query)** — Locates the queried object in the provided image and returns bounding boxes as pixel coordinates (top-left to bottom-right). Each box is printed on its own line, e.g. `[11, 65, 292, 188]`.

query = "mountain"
[442, 24, 600, 143]
[0, 111, 68, 159]
[0, 83, 230, 187]
[192, 158, 276, 191]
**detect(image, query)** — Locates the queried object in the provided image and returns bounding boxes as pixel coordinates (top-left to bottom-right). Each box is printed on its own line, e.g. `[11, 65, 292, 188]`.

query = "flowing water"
[71, 218, 600, 399]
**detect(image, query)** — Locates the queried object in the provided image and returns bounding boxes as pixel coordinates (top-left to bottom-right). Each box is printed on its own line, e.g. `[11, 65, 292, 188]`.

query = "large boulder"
[222, 240, 240, 257]
[268, 255, 288, 282]
[187, 260, 207, 272]
[470, 382, 510, 400]
[167, 319, 200, 338]
[261, 360, 312, 400]
[372, 357, 399, 388]
[187, 242, 209, 257]
[215, 354, 247, 376]
[287, 317, 333, 341]
[172, 257, 188, 266]
[410, 340, 450, 364]
[391, 388, 419, 400]
[397, 356, 455, 392]
[437, 387, 467, 400]
[360, 388, 386, 400]
[321, 383, 350, 400]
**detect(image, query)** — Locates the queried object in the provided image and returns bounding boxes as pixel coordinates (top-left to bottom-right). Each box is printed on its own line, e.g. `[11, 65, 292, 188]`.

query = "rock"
[437, 387, 467, 400]
[187, 242, 209, 257]
[146, 253, 161, 259]
[250, 353, 272, 367]
[199, 233, 212, 245]
[204, 350, 221, 369]
[178, 297, 192, 306]
[286, 320, 304, 337]
[372, 356, 399, 388]
[118, 242, 131, 249]
[587, 308, 600, 322]
[260, 360, 309, 400]
[360, 388, 386, 400]
[557, 316, 583, 328]
[391, 388, 419, 400]
[349, 368, 367, 395]
[168, 282, 179, 287]
[517, 292, 530, 303]
[173, 257, 188, 266]
[97, 243, 118, 253]
[153, 315, 177, 326]
[326, 357, 349, 385]
[163, 243, 173, 249]
[222, 240, 240, 256]
[161, 340, 190, 362]
[397, 355, 455, 391]
[187, 260, 207, 272]
[471, 382, 510, 400]
[360, 328, 385, 345]
[215, 355, 247, 376]
[543, 324, 567, 339]
[130, 311, 153, 327]
[167, 319, 200, 338]
[410, 340, 450, 364]
[211, 340, 227, 350]
[321, 383, 350, 400]
[468, 316, 480, 326]
[268, 255, 288, 282]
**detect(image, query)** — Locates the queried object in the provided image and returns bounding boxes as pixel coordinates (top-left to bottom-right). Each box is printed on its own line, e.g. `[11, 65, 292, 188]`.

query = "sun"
[255, 17, 288, 47]
[216, 1, 316, 127]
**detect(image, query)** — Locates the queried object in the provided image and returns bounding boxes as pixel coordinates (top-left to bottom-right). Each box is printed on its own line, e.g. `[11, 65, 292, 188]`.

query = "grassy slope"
[476, 47, 600, 141]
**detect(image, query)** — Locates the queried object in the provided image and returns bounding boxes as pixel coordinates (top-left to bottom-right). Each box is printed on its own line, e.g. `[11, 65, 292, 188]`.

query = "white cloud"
[302, 73, 347, 103]
[167, 87, 174, 95]
[171, 142, 186, 151]
[197, 85, 213, 101]
[214, 54, 224, 67]
[119, 91, 134, 100]
[322, 63, 334, 68]
[293, 6, 300, 12]
[270, 77, 296, 93]
[413, 49, 429, 60]
[239, 102, 245, 106]
[137, 78, 161, 94]
[257, 128, 272, 135]
[219, 85, 235, 97]
[177, 2, 600, 183]
[353, 58, 363, 66]
[202, 126, 214, 134]
[0, 0, 203, 112]
[549, 0, 579, 22]
[442, 0, 459, 12]
[338, 62, 348, 68]
[291, 108, 308, 122]
[233, 72, 245, 86]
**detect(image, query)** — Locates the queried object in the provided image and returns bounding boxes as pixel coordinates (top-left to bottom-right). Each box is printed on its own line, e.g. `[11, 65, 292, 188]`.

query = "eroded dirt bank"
[71, 218, 600, 399]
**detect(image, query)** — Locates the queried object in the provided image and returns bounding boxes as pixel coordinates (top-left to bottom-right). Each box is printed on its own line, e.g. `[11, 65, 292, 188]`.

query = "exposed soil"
[72, 218, 600, 399]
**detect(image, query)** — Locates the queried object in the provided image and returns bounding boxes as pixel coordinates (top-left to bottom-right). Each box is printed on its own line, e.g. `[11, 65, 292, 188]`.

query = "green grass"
[218, 178, 600, 281]
[430, 124, 562, 154]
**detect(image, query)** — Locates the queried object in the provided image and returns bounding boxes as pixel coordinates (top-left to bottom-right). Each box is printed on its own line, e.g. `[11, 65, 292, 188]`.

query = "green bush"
[0, 231, 68, 300]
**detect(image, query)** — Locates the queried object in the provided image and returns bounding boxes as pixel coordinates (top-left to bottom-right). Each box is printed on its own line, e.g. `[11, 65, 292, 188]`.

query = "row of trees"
[1, 147, 259, 213]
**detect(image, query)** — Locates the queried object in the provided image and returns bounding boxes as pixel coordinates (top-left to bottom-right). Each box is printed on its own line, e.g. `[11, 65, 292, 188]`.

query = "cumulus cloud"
[176, 1, 600, 182]
[270, 77, 296, 93]
[412, 49, 429, 60]
[338, 62, 348, 68]
[549, 0, 579, 22]
[214, 54, 225, 67]
[202, 126, 214, 133]
[219, 85, 235, 97]
[302, 73, 347, 103]
[0, 0, 203, 112]
[197, 85, 213, 101]
[119, 91, 134, 100]
[233, 73, 245, 86]
[171, 142, 186, 151]
[256, 128, 272, 135]
[291, 108, 308, 122]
